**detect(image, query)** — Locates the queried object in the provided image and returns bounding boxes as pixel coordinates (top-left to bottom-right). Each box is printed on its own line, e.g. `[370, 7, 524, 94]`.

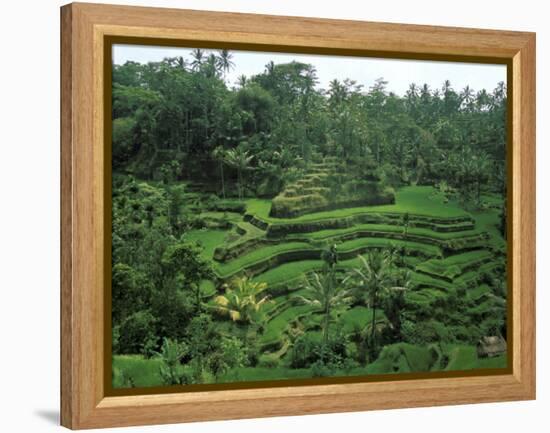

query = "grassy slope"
[303, 222, 482, 241]
[246, 186, 468, 223]
[416, 250, 492, 279]
[113, 187, 507, 388]
[261, 305, 313, 345]
[112, 355, 163, 388]
[217, 237, 440, 281]
[444, 345, 507, 370]
[185, 229, 227, 260]
[216, 241, 311, 278]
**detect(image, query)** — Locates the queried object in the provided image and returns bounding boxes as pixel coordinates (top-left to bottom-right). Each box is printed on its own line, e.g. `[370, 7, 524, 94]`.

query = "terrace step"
[213, 221, 266, 262]
[244, 213, 269, 231]
[265, 212, 475, 238]
[270, 157, 391, 218]
[217, 236, 441, 283]
[414, 250, 495, 284]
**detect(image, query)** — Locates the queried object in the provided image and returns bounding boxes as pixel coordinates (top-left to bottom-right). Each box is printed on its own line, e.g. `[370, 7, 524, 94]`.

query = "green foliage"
[158, 338, 189, 385]
[112, 117, 137, 167]
[298, 270, 352, 349]
[118, 311, 157, 356]
[161, 240, 214, 312]
[112, 263, 153, 324]
[208, 337, 247, 380]
[214, 276, 271, 325]
[110, 50, 508, 387]
[112, 355, 164, 388]
[289, 333, 321, 368]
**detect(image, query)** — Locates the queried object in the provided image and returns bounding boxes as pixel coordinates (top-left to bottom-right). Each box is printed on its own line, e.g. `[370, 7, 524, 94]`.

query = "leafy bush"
[209, 200, 247, 214]
[290, 334, 320, 368]
[401, 320, 440, 345]
[158, 338, 189, 385]
[118, 310, 157, 356]
[112, 117, 137, 168]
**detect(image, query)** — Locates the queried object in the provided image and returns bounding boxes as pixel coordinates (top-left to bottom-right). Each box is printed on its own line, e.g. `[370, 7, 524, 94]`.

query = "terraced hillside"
[112, 181, 508, 388]
[145, 185, 507, 384]
[110, 52, 509, 390]
[270, 157, 394, 218]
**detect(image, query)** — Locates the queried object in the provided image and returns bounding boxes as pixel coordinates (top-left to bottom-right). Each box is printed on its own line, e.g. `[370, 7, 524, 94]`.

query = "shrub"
[118, 310, 157, 356]
[289, 330, 350, 369]
[257, 354, 280, 368]
[401, 320, 440, 345]
[208, 337, 247, 379]
[158, 338, 189, 385]
[209, 200, 247, 214]
[290, 334, 320, 368]
[112, 117, 137, 168]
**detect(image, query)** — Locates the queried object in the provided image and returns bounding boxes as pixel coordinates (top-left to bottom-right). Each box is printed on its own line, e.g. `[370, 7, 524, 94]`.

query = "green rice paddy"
[115, 185, 507, 385]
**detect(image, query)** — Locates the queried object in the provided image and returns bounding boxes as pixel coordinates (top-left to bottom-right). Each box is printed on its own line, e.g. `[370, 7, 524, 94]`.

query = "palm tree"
[297, 271, 352, 351]
[265, 60, 275, 76]
[384, 242, 404, 269]
[190, 48, 205, 71]
[203, 53, 220, 78]
[344, 250, 408, 356]
[382, 269, 411, 338]
[461, 85, 475, 111]
[224, 147, 253, 200]
[328, 79, 347, 107]
[215, 276, 270, 323]
[214, 276, 271, 340]
[442, 79, 452, 94]
[471, 152, 491, 206]
[406, 83, 419, 105]
[217, 49, 235, 79]
[492, 81, 506, 103]
[212, 146, 226, 199]
[237, 74, 247, 88]
[476, 89, 491, 111]
[347, 252, 389, 346]
[175, 56, 187, 70]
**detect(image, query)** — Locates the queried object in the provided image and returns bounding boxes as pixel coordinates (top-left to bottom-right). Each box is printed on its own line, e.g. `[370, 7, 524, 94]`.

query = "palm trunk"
[220, 162, 226, 199]
[322, 304, 330, 363]
[370, 292, 377, 351]
[323, 307, 330, 347]
[238, 168, 243, 200]
[185, 111, 190, 153]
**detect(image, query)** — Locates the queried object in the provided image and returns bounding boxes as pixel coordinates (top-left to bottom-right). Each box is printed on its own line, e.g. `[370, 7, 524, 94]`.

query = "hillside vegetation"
[110, 49, 508, 388]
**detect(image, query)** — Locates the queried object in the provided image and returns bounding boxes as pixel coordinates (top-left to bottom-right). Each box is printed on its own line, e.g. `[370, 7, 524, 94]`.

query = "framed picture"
[60, 2, 535, 429]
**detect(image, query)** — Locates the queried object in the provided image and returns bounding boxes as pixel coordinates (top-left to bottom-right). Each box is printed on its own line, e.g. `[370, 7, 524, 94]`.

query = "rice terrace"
[110, 46, 508, 388]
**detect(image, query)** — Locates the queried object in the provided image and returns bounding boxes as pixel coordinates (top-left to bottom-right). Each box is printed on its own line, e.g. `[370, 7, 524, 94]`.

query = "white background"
[0, 0, 546, 431]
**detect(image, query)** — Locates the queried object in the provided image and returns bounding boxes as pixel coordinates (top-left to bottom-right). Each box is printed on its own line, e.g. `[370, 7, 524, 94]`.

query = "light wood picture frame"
[61, 2, 535, 429]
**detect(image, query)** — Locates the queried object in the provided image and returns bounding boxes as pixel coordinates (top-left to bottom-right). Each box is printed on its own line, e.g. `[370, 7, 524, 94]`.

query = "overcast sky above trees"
[113, 44, 506, 96]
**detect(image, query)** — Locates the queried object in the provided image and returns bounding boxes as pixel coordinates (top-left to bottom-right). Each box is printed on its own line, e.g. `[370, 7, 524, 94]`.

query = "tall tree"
[298, 271, 352, 354]
[217, 49, 235, 79]
[224, 147, 253, 199]
[344, 250, 408, 358]
[161, 241, 213, 313]
[190, 48, 205, 71]
[212, 146, 227, 199]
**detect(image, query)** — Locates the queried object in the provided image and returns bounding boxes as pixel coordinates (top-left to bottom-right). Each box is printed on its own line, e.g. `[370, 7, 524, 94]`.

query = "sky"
[113, 44, 506, 96]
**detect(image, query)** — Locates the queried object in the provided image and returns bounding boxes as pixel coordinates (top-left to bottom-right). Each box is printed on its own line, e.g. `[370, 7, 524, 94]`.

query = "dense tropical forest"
[111, 48, 508, 388]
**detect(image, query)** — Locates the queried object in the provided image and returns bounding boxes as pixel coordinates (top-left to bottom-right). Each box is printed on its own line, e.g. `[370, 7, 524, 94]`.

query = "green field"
[246, 187, 469, 222]
[113, 184, 508, 387]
